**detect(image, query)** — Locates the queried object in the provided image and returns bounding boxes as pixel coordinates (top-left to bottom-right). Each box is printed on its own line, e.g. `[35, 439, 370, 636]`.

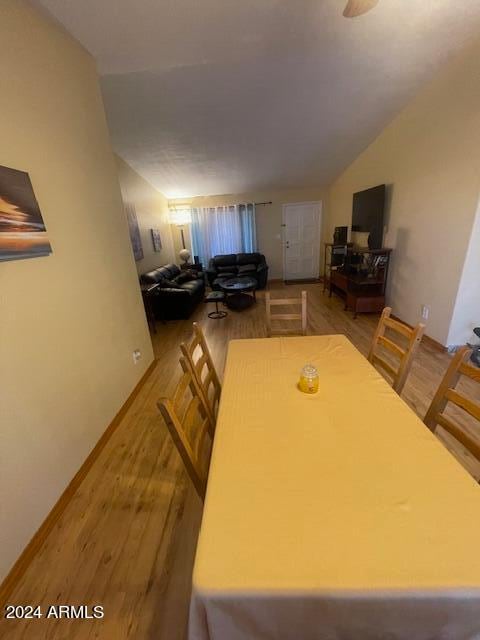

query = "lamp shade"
[169, 208, 192, 225]
[179, 248, 191, 264]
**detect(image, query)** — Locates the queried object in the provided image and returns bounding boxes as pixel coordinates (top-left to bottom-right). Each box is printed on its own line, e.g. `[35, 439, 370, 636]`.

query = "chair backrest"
[158, 357, 214, 501]
[265, 290, 307, 337]
[180, 322, 221, 425]
[424, 346, 480, 466]
[367, 307, 425, 394]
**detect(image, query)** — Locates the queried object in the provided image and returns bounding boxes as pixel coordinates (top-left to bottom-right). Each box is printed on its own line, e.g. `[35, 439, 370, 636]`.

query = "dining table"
[189, 335, 480, 640]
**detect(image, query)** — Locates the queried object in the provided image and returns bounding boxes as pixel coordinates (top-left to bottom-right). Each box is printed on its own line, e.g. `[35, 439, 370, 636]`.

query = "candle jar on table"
[299, 364, 319, 394]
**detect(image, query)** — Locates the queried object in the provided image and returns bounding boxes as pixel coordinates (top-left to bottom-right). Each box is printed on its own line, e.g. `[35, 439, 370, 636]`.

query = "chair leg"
[208, 300, 227, 319]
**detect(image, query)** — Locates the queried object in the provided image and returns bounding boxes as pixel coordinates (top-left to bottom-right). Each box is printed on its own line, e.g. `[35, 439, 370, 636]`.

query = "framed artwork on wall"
[151, 228, 162, 252]
[0, 164, 52, 262]
[125, 203, 144, 261]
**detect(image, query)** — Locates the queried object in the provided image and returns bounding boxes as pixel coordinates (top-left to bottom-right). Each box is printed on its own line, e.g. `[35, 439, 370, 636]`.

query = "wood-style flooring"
[2, 282, 479, 640]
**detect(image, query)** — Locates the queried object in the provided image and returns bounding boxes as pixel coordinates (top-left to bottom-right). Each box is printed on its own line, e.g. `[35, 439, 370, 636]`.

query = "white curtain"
[191, 204, 256, 265]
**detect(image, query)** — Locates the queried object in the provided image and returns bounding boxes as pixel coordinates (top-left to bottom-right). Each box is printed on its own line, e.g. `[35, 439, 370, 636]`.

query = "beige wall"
[326, 37, 480, 346]
[0, 1, 154, 581]
[447, 199, 480, 346]
[170, 187, 326, 279]
[116, 155, 175, 274]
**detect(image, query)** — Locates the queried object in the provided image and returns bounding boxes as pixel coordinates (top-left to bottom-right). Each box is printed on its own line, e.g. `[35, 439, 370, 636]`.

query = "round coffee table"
[220, 276, 257, 311]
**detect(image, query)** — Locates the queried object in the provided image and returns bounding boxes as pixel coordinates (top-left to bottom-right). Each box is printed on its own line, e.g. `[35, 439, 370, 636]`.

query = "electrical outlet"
[421, 305, 429, 321]
[132, 349, 142, 364]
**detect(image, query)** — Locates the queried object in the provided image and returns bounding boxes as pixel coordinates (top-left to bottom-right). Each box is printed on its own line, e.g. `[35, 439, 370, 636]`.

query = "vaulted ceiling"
[35, 0, 480, 198]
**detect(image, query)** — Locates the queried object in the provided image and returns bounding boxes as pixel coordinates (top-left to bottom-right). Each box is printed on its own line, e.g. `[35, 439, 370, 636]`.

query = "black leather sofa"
[140, 263, 205, 320]
[206, 253, 268, 290]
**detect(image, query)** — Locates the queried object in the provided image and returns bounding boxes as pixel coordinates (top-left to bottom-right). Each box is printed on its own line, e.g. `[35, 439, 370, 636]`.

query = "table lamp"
[179, 248, 191, 265]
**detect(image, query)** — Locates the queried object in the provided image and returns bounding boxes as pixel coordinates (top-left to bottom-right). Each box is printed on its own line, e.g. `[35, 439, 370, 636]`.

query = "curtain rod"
[171, 200, 272, 207]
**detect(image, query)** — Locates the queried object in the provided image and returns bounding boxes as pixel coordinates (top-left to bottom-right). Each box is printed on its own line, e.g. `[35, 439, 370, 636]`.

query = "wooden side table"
[328, 248, 392, 318]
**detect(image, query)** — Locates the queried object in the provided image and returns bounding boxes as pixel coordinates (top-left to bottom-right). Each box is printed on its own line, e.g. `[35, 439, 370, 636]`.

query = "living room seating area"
[140, 263, 205, 320]
[206, 252, 268, 290]
[139, 253, 269, 320]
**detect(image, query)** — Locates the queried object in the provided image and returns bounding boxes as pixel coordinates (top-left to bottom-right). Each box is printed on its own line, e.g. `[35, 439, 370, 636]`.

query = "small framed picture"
[151, 228, 162, 252]
[126, 203, 144, 261]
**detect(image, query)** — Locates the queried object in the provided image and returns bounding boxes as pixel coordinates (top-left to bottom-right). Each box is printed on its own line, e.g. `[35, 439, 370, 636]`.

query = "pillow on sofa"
[164, 264, 181, 278]
[213, 254, 236, 267]
[237, 252, 262, 265]
[238, 264, 256, 275]
[141, 268, 169, 285]
[161, 278, 180, 288]
[175, 271, 196, 284]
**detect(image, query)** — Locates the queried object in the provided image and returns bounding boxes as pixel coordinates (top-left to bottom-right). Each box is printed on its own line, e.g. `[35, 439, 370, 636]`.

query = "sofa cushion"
[213, 254, 236, 267]
[217, 265, 236, 274]
[141, 272, 158, 285]
[141, 267, 168, 285]
[165, 264, 181, 277]
[179, 279, 204, 295]
[141, 263, 183, 285]
[238, 263, 256, 275]
[237, 252, 262, 266]
[162, 279, 180, 288]
[175, 271, 196, 284]
[157, 266, 175, 280]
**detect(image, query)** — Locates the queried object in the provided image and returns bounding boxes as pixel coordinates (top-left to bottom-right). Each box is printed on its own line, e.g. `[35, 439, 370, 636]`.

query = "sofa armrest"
[151, 286, 203, 321]
[158, 287, 190, 296]
[206, 267, 218, 285]
[255, 262, 269, 289]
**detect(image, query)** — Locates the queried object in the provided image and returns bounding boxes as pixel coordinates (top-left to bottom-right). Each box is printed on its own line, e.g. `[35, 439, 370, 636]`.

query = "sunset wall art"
[0, 164, 52, 262]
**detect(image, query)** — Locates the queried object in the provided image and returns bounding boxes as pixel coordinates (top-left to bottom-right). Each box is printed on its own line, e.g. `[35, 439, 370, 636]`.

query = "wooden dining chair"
[424, 346, 480, 474]
[158, 357, 214, 501]
[367, 307, 425, 394]
[265, 290, 307, 337]
[180, 322, 221, 425]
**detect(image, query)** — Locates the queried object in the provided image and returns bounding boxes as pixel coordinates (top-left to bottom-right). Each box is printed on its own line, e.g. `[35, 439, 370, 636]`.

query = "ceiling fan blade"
[343, 0, 379, 18]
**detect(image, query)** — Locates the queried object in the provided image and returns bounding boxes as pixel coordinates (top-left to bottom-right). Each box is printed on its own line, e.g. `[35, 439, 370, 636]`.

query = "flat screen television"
[351, 184, 385, 249]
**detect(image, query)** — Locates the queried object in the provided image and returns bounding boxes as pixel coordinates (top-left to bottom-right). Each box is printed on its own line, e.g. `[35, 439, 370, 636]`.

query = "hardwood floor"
[2, 282, 479, 640]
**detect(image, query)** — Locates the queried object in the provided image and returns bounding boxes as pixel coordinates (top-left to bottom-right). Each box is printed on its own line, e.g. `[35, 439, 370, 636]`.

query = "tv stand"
[327, 247, 392, 318]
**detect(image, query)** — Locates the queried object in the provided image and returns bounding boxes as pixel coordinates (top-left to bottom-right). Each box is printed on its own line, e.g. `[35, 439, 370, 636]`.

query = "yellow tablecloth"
[189, 335, 480, 640]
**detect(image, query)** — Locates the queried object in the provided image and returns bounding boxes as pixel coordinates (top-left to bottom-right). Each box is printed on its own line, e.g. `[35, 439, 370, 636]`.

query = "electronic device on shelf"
[333, 226, 348, 245]
[331, 245, 347, 267]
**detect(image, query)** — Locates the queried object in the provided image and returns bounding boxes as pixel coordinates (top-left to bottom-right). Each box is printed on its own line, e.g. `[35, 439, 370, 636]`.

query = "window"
[190, 203, 256, 265]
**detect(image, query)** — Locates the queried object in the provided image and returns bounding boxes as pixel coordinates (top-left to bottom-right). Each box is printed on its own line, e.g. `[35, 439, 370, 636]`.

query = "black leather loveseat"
[206, 253, 268, 290]
[140, 263, 205, 320]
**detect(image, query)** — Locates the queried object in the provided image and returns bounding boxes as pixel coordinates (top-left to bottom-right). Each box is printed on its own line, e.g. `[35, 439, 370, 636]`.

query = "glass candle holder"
[298, 364, 319, 394]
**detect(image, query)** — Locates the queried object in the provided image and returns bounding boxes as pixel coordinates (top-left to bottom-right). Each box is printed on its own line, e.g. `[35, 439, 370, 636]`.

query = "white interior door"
[282, 201, 322, 281]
